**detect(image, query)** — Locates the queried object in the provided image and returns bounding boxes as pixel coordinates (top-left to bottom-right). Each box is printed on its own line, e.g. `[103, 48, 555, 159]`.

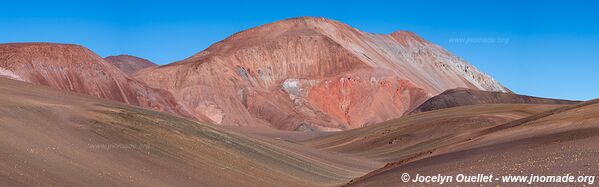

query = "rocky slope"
[0, 43, 194, 118]
[409, 88, 580, 114]
[104, 54, 157, 75]
[135, 17, 509, 131]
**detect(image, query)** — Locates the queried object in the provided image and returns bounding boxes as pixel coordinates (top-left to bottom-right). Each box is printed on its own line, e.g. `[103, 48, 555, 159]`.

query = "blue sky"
[1, 0, 597, 100]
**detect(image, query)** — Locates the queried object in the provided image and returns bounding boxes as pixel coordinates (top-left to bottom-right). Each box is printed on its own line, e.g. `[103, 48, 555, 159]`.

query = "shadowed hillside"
[409, 88, 580, 114]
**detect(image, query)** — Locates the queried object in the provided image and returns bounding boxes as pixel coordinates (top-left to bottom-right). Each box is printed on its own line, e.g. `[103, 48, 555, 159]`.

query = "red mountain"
[0, 43, 195, 119]
[134, 17, 509, 131]
[105, 54, 157, 75]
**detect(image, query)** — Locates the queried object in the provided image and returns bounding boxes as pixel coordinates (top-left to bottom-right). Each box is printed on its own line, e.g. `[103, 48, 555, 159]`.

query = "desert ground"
[2, 77, 596, 186]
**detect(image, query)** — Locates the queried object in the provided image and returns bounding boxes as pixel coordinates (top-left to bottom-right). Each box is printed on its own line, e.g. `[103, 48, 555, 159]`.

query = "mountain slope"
[104, 54, 157, 75]
[347, 99, 599, 186]
[409, 88, 580, 114]
[0, 77, 378, 186]
[0, 43, 194, 119]
[302, 103, 568, 162]
[135, 17, 508, 130]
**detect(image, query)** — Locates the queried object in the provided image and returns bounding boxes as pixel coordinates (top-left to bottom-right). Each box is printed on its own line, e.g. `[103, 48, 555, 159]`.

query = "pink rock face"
[134, 17, 509, 131]
[0, 43, 195, 119]
[104, 54, 157, 75]
[306, 75, 430, 129]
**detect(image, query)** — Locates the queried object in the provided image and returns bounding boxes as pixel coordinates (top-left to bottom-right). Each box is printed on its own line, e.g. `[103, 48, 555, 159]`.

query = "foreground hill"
[301, 98, 598, 186]
[0, 78, 378, 186]
[409, 88, 580, 114]
[303, 103, 569, 162]
[347, 99, 599, 186]
[0, 43, 193, 119]
[104, 54, 157, 75]
[135, 17, 508, 130]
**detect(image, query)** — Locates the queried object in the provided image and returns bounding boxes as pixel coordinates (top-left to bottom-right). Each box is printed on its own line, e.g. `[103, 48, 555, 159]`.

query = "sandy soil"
[303, 103, 569, 162]
[346, 100, 599, 186]
[0, 78, 376, 186]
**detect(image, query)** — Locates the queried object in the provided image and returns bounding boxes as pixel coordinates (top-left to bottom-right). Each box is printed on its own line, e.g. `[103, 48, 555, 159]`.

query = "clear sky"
[1, 0, 597, 100]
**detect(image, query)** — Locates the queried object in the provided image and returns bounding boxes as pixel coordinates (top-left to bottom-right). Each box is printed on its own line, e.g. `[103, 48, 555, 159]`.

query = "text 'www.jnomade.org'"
[401, 173, 596, 185]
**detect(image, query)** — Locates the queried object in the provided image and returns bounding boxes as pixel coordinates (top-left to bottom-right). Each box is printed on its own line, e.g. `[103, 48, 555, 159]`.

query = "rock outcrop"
[135, 17, 509, 131]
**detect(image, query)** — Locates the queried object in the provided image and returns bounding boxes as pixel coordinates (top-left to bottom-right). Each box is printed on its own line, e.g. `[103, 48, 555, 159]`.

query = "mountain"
[0, 77, 378, 186]
[409, 88, 580, 114]
[104, 54, 157, 75]
[134, 17, 508, 131]
[0, 43, 194, 119]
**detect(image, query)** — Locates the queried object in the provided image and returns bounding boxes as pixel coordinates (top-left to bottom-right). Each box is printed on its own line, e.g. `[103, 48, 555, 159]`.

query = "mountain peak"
[0, 42, 89, 53]
[0, 43, 103, 68]
[224, 16, 352, 40]
[261, 16, 346, 27]
[389, 30, 431, 45]
[280, 16, 336, 22]
[105, 54, 157, 75]
[0, 42, 81, 47]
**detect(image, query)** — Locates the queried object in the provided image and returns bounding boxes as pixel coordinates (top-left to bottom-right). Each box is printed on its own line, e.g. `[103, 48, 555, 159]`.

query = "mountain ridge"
[134, 17, 509, 130]
[105, 54, 157, 75]
[409, 88, 580, 114]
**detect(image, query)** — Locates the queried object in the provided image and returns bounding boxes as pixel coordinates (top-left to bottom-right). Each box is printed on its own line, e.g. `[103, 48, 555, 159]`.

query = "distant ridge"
[409, 88, 580, 114]
[105, 54, 157, 75]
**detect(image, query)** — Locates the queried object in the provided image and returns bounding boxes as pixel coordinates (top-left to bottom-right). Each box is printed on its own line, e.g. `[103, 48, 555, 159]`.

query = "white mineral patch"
[0, 67, 25, 82]
[282, 79, 301, 97]
[282, 79, 320, 99]
[195, 102, 224, 124]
